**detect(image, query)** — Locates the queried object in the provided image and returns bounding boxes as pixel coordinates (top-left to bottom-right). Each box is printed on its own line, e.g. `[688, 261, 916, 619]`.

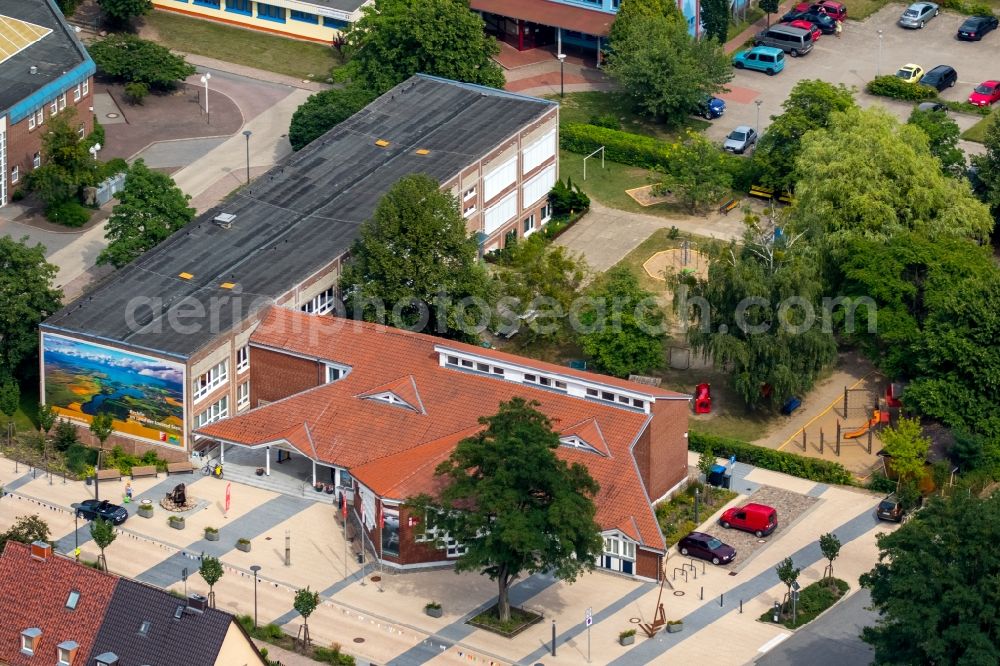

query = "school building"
[151, 0, 370, 42]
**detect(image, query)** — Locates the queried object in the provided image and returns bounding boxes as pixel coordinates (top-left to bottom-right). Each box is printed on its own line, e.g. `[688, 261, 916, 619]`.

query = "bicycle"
[202, 459, 223, 478]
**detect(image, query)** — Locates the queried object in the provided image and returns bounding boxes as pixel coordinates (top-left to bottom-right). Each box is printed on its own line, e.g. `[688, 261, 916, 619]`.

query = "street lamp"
[200, 72, 212, 118]
[250, 565, 261, 629]
[94, 449, 102, 502]
[876, 30, 883, 76]
[558, 53, 566, 98]
[88, 142, 101, 162]
[74, 510, 79, 561]
[755, 99, 763, 138]
[243, 130, 252, 184]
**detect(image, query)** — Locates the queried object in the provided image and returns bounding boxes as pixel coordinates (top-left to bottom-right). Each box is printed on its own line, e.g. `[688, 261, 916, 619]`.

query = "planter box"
[666, 623, 683, 633]
[138, 505, 154, 519]
[425, 606, 443, 618]
[168, 518, 185, 530]
[236, 541, 251, 553]
[205, 531, 220, 541]
[619, 635, 635, 646]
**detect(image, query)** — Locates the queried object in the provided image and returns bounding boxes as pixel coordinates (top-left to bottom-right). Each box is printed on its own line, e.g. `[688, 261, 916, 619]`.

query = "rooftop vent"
[415, 149, 430, 156]
[178, 272, 193, 280]
[29, 65, 37, 74]
[213, 213, 236, 229]
[30, 541, 51, 561]
[374, 139, 390, 148]
[220, 282, 236, 290]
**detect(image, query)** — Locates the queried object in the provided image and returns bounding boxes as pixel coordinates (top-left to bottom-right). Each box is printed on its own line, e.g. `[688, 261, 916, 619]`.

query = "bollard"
[801, 428, 807, 451]
[867, 427, 873, 454]
[700, 586, 703, 600]
[740, 599, 743, 614]
[820, 429, 824, 454]
[844, 386, 848, 415]
[719, 593, 724, 607]
[836, 421, 841, 456]
[773, 601, 780, 623]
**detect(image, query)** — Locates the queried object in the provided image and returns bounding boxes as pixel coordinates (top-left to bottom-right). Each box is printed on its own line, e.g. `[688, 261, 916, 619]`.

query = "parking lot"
[707, 3, 996, 156]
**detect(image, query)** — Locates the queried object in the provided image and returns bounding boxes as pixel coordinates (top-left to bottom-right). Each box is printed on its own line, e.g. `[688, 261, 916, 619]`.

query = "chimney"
[186, 593, 208, 613]
[30, 541, 51, 561]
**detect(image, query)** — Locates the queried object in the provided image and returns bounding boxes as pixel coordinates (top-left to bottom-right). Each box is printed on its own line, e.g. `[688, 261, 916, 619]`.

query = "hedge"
[866, 76, 938, 101]
[560, 122, 679, 171]
[689, 431, 855, 485]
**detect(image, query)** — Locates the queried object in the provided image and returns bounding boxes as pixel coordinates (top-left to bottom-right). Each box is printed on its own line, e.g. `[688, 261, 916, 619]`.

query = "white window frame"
[195, 396, 229, 427]
[302, 287, 335, 315]
[483, 191, 517, 236]
[416, 522, 468, 558]
[28, 113, 36, 131]
[78, 125, 85, 139]
[522, 164, 556, 208]
[237, 381, 250, 410]
[82, 79, 89, 96]
[541, 202, 552, 223]
[463, 201, 477, 218]
[325, 363, 350, 383]
[50, 99, 58, 115]
[32, 153, 41, 169]
[523, 213, 536, 236]
[463, 185, 476, 201]
[236, 345, 249, 373]
[20, 635, 34, 654]
[57, 647, 72, 666]
[73, 84, 82, 102]
[193, 360, 228, 402]
[36, 109, 43, 126]
[522, 129, 556, 174]
[603, 535, 636, 560]
[482, 156, 517, 202]
[11, 166, 18, 184]
[58, 93, 67, 110]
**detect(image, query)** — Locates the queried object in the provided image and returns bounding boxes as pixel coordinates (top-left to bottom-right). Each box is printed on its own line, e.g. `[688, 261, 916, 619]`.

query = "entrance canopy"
[471, 0, 614, 36]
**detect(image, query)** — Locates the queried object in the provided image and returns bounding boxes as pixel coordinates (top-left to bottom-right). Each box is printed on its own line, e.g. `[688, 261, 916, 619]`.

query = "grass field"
[961, 109, 997, 143]
[143, 10, 339, 81]
[552, 91, 710, 141]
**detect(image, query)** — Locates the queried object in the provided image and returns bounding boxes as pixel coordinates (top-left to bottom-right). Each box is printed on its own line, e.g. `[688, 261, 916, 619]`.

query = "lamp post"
[755, 99, 763, 138]
[88, 143, 101, 163]
[200, 72, 212, 119]
[74, 511, 79, 561]
[250, 564, 261, 629]
[876, 30, 883, 76]
[694, 487, 700, 525]
[551, 619, 557, 656]
[558, 53, 566, 98]
[242, 130, 252, 184]
[94, 449, 102, 502]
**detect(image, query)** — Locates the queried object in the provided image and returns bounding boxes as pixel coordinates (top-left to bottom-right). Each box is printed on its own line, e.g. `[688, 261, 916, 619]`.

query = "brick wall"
[644, 400, 690, 501]
[249, 346, 322, 406]
[71, 424, 189, 463]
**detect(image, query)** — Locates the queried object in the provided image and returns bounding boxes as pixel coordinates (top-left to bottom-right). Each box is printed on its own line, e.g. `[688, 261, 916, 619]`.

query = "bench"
[719, 198, 740, 215]
[131, 465, 158, 479]
[749, 185, 774, 200]
[167, 462, 195, 475]
[777, 192, 795, 204]
[96, 468, 122, 481]
[781, 397, 803, 416]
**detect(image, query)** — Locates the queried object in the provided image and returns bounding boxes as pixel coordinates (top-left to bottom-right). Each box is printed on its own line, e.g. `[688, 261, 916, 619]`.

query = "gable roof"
[357, 375, 426, 414]
[0, 542, 116, 665]
[559, 417, 611, 457]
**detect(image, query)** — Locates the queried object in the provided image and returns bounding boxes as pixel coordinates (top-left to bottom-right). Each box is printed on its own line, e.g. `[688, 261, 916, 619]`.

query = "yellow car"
[895, 64, 925, 83]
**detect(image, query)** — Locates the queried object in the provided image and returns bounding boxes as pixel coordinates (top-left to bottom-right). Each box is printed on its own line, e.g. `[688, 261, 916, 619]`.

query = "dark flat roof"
[0, 0, 95, 117]
[43, 75, 555, 359]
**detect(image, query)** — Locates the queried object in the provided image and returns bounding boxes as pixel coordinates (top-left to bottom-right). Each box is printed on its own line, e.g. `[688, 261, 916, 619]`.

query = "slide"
[844, 410, 881, 439]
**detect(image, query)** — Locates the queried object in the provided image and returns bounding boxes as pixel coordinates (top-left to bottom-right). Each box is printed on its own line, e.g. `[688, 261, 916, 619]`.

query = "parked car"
[794, 0, 848, 20]
[919, 65, 957, 91]
[732, 46, 786, 75]
[782, 9, 837, 32]
[74, 499, 128, 525]
[723, 126, 758, 154]
[695, 95, 727, 119]
[969, 80, 1000, 107]
[876, 494, 905, 521]
[755, 24, 814, 56]
[719, 503, 778, 537]
[783, 18, 823, 41]
[957, 14, 999, 40]
[677, 531, 737, 565]
[899, 2, 939, 28]
[895, 63, 925, 83]
[917, 101, 947, 112]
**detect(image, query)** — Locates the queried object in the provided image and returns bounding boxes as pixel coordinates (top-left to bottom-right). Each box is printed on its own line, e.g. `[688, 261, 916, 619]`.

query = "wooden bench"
[96, 468, 122, 481]
[167, 462, 195, 475]
[777, 192, 795, 204]
[131, 465, 158, 479]
[749, 185, 775, 200]
[719, 198, 740, 215]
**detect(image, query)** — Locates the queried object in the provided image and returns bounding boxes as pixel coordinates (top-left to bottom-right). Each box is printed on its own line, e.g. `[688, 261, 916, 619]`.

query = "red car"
[794, 0, 847, 20]
[969, 81, 1000, 107]
[783, 18, 822, 41]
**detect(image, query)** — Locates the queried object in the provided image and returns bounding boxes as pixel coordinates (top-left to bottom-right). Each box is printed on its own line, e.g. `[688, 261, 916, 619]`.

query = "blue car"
[733, 46, 785, 76]
[695, 95, 726, 119]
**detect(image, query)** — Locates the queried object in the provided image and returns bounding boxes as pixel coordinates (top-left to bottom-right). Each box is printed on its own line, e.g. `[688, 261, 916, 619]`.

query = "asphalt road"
[754, 588, 877, 666]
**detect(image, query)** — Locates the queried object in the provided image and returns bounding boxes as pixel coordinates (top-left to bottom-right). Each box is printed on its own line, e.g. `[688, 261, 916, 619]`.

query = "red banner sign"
[225, 482, 231, 513]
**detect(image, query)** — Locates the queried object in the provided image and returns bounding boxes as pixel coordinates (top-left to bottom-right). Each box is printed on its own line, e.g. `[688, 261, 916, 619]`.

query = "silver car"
[724, 126, 758, 154]
[899, 2, 939, 28]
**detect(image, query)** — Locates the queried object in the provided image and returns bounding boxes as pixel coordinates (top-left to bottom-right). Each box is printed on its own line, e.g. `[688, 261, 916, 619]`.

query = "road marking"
[775, 372, 877, 452]
[758, 632, 791, 653]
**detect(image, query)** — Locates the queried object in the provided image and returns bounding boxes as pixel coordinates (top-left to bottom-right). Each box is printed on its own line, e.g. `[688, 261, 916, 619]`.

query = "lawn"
[552, 91, 710, 141]
[143, 10, 339, 81]
[961, 109, 997, 143]
[759, 578, 850, 629]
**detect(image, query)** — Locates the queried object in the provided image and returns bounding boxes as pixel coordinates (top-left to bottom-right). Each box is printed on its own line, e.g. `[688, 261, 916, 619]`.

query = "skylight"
[139, 620, 151, 636]
[65, 590, 80, 610]
[173, 605, 184, 620]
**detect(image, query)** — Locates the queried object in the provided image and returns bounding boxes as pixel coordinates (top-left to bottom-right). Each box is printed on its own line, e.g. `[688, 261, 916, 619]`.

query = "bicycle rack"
[671, 567, 689, 583]
[681, 561, 698, 579]
[688, 557, 706, 575]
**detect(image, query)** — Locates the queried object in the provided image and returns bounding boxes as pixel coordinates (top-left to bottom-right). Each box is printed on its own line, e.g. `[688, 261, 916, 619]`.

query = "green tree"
[701, 0, 730, 42]
[792, 107, 993, 246]
[0, 236, 62, 373]
[341, 0, 504, 95]
[0, 375, 18, 428]
[0, 514, 51, 552]
[293, 587, 320, 648]
[880, 417, 930, 483]
[819, 532, 841, 580]
[98, 0, 152, 26]
[753, 79, 856, 194]
[605, 9, 732, 125]
[53, 420, 79, 452]
[339, 174, 494, 342]
[653, 130, 733, 212]
[697, 445, 715, 482]
[680, 215, 836, 410]
[970, 111, 1000, 222]
[97, 160, 194, 268]
[493, 234, 588, 344]
[88, 35, 196, 89]
[199, 555, 224, 608]
[89, 517, 116, 571]
[861, 492, 1000, 665]
[907, 107, 965, 176]
[37, 404, 56, 438]
[760, 0, 780, 25]
[89, 412, 114, 450]
[411, 398, 603, 623]
[26, 109, 97, 208]
[288, 84, 376, 151]
[577, 266, 666, 378]
[775, 556, 800, 610]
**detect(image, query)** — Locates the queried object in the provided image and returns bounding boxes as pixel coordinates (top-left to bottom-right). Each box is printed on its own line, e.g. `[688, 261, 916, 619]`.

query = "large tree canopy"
[413, 398, 603, 623]
[341, 0, 504, 95]
[339, 174, 494, 342]
[0, 236, 61, 374]
[288, 85, 376, 151]
[861, 491, 1000, 665]
[87, 35, 195, 89]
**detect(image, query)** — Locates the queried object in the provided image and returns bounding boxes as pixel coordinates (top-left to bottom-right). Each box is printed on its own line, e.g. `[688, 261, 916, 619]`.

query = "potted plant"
[424, 601, 443, 618]
[138, 499, 154, 518]
[314, 482, 324, 493]
[666, 620, 683, 633]
[205, 526, 219, 541]
[619, 629, 636, 646]
[83, 465, 96, 485]
[236, 538, 251, 553]
[324, 483, 336, 494]
[255, 467, 265, 476]
[168, 515, 185, 530]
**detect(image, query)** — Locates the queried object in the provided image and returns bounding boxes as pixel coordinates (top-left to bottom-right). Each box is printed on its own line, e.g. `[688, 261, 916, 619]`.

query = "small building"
[0, 0, 96, 208]
[195, 307, 691, 580]
[40, 74, 558, 461]
[0, 541, 264, 666]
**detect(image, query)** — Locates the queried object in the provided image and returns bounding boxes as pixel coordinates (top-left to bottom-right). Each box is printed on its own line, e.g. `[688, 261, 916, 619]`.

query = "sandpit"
[643, 248, 708, 283]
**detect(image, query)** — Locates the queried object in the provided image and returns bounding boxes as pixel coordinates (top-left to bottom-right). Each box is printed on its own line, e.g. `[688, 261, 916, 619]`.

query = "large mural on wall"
[42, 333, 185, 447]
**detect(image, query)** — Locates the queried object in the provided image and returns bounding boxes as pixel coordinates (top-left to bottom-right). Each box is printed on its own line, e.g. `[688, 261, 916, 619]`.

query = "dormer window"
[20, 628, 40, 655]
[364, 392, 416, 411]
[325, 363, 350, 383]
[559, 435, 605, 456]
[65, 589, 80, 609]
[56, 640, 78, 665]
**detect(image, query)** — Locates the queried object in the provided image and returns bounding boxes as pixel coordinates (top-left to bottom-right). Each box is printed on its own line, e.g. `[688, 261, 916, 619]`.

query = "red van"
[719, 503, 778, 537]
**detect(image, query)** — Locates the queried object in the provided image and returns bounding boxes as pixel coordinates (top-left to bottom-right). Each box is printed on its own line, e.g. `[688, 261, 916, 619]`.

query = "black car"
[919, 65, 958, 91]
[677, 531, 737, 565]
[781, 10, 836, 33]
[957, 14, 999, 40]
[74, 499, 128, 525]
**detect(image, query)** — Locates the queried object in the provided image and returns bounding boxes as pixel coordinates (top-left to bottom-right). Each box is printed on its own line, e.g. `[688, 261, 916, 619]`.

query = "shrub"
[65, 443, 98, 475]
[965, 2, 994, 15]
[866, 473, 897, 493]
[561, 122, 678, 170]
[53, 420, 79, 452]
[10, 189, 25, 202]
[167, 515, 183, 523]
[104, 445, 169, 474]
[941, 99, 993, 116]
[87, 119, 106, 149]
[425, 601, 442, 610]
[45, 201, 91, 227]
[123, 81, 149, 105]
[619, 629, 637, 639]
[204, 526, 218, 535]
[237, 615, 285, 640]
[589, 113, 622, 130]
[237, 537, 250, 545]
[688, 431, 855, 485]
[548, 178, 590, 217]
[314, 645, 356, 665]
[866, 76, 938, 101]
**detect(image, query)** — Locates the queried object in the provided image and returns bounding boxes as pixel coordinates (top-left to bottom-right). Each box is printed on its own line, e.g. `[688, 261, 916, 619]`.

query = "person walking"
[124, 481, 133, 503]
[835, 19, 843, 38]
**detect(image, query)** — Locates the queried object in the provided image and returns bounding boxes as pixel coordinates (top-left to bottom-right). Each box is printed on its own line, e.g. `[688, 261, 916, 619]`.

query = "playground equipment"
[886, 383, 904, 408]
[844, 409, 889, 439]
[694, 383, 711, 414]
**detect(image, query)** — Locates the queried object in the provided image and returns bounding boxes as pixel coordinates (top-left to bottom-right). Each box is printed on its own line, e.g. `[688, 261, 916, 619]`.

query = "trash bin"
[708, 464, 727, 488]
[721, 473, 732, 489]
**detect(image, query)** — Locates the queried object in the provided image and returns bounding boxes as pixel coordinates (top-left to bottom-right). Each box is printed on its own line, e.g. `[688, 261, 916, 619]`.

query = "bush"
[866, 473, 898, 493]
[65, 443, 98, 476]
[314, 645, 356, 665]
[236, 615, 285, 641]
[53, 420, 79, 452]
[45, 201, 91, 227]
[965, 2, 994, 15]
[124, 81, 149, 105]
[589, 113, 622, 130]
[548, 178, 590, 217]
[10, 189, 25, 202]
[689, 431, 855, 485]
[561, 122, 678, 170]
[104, 445, 169, 474]
[866, 76, 939, 101]
[941, 99, 993, 116]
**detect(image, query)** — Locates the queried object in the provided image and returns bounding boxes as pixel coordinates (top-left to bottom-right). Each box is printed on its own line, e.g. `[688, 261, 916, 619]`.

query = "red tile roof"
[470, 0, 615, 36]
[0, 542, 117, 666]
[199, 309, 681, 551]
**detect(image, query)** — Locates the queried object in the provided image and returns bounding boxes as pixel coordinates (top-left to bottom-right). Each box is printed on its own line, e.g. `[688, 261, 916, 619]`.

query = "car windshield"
[896, 69, 911, 78]
[707, 538, 724, 550]
[904, 9, 918, 16]
[728, 131, 746, 141]
[975, 84, 995, 94]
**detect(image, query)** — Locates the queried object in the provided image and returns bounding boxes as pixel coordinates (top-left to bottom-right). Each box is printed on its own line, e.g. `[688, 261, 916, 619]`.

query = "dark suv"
[677, 531, 737, 565]
[74, 499, 129, 525]
[781, 9, 836, 33]
[919, 65, 958, 91]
